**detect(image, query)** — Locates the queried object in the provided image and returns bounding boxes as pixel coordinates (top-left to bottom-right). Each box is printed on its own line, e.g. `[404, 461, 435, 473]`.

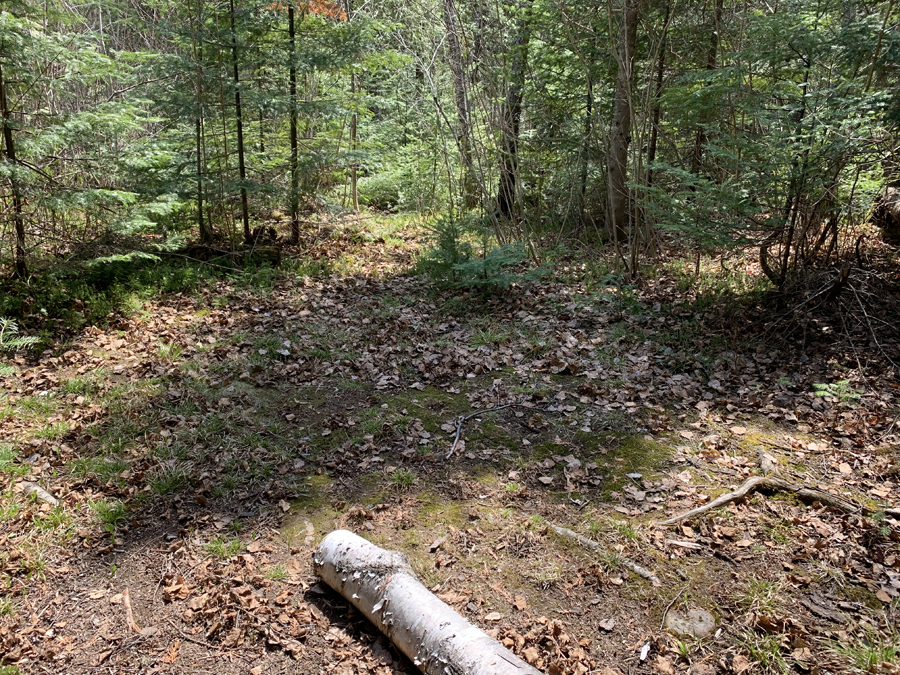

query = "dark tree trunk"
[289, 2, 300, 245]
[229, 0, 250, 243]
[195, 0, 211, 243]
[497, 0, 531, 223]
[608, 0, 639, 243]
[0, 62, 27, 279]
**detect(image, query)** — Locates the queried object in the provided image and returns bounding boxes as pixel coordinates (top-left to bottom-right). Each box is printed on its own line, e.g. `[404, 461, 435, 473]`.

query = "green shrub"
[358, 174, 401, 212]
[418, 216, 541, 292]
[0, 318, 38, 352]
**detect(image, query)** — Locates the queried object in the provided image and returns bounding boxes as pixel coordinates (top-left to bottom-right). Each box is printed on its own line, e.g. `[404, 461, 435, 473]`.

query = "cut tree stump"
[314, 530, 544, 675]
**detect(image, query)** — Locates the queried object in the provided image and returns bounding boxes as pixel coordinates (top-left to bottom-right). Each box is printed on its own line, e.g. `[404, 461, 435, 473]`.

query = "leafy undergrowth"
[1, 217, 899, 675]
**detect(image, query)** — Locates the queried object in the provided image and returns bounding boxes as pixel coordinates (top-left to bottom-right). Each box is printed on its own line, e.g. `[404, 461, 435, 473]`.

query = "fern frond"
[0, 318, 38, 352]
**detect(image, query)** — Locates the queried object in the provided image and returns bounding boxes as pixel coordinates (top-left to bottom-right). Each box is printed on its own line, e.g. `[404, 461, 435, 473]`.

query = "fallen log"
[19, 481, 59, 507]
[314, 530, 543, 675]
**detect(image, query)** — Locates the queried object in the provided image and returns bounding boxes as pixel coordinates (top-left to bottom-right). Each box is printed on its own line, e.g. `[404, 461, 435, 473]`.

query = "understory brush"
[0, 255, 278, 335]
[417, 215, 545, 292]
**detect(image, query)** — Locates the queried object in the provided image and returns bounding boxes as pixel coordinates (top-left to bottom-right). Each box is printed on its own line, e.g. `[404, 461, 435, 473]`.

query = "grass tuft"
[205, 536, 243, 559]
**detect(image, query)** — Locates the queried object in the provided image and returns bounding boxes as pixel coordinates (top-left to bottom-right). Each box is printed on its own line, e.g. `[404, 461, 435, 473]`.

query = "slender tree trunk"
[443, 0, 477, 209]
[646, 2, 669, 189]
[195, 0, 211, 243]
[258, 107, 264, 153]
[229, 0, 250, 243]
[497, 0, 531, 224]
[864, 0, 894, 92]
[196, 117, 206, 240]
[761, 64, 810, 288]
[690, 0, 723, 177]
[608, 0, 639, 243]
[0, 63, 27, 279]
[342, 0, 358, 213]
[579, 78, 593, 221]
[289, 2, 300, 245]
[350, 71, 359, 212]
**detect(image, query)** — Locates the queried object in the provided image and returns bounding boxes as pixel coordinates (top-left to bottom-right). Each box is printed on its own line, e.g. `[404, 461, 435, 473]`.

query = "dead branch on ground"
[547, 522, 661, 586]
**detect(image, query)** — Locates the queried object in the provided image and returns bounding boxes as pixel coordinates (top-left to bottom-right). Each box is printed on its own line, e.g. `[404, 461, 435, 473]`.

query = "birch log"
[314, 530, 544, 675]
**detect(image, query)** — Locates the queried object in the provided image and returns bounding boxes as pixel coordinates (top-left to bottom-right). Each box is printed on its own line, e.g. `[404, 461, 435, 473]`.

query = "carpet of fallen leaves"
[1, 218, 899, 675]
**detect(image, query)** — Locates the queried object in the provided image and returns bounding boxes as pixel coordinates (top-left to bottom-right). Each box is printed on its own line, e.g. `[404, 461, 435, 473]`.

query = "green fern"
[0, 318, 38, 352]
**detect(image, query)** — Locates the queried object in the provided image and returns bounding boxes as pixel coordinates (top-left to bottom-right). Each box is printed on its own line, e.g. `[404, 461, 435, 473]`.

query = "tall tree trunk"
[195, 0, 211, 243]
[646, 2, 669, 189]
[0, 63, 27, 279]
[289, 2, 300, 245]
[344, 0, 358, 213]
[497, 0, 531, 224]
[443, 0, 477, 209]
[258, 107, 264, 153]
[690, 0, 723, 177]
[608, 0, 639, 243]
[229, 0, 250, 243]
[350, 71, 359, 212]
[579, 78, 593, 221]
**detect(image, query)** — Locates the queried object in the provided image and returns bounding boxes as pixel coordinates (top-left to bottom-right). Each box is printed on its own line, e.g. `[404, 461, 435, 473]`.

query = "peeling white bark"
[314, 530, 544, 675]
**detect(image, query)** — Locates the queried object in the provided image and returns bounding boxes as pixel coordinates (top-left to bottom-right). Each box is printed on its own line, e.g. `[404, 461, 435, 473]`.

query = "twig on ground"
[167, 619, 227, 651]
[547, 521, 661, 586]
[123, 587, 141, 634]
[660, 585, 689, 632]
[446, 403, 521, 459]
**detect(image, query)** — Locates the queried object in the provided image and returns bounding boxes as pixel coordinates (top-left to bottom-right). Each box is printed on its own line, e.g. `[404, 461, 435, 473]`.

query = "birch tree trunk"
[314, 530, 544, 675]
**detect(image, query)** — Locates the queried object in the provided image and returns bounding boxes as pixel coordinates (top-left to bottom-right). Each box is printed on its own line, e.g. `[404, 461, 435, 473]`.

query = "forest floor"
[1, 215, 899, 675]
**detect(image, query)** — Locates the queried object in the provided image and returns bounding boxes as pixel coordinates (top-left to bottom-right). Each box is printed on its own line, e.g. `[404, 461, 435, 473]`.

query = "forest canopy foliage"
[0, 0, 897, 294]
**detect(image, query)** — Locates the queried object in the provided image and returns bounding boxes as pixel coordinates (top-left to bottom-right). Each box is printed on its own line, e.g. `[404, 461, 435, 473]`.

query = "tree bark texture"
[608, 0, 639, 243]
[314, 530, 545, 675]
